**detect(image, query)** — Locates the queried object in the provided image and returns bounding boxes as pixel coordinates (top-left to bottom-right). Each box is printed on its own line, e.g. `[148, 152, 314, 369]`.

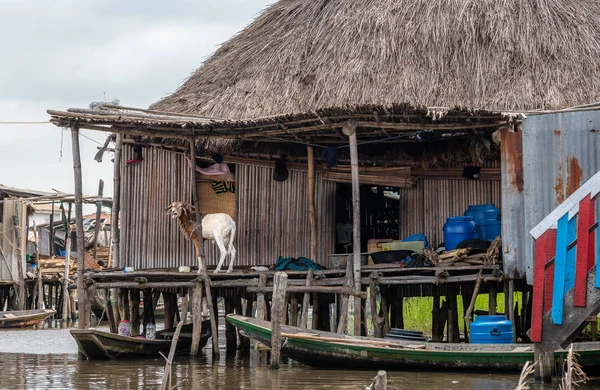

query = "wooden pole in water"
[189, 139, 219, 358]
[299, 268, 313, 328]
[71, 127, 88, 329]
[366, 370, 387, 390]
[270, 272, 288, 370]
[290, 294, 299, 327]
[93, 180, 104, 261]
[337, 257, 353, 334]
[508, 279, 516, 342]
[370, 272, 382, 338]
[62, 203, 72, 322]
[160, 321, 184, 390]
[111, 133, 122, 269]
[344, 120, 362, 336]
[307, 146, 318, 262]
[33, 221, 44, 310]
[190, 281, 204, 356]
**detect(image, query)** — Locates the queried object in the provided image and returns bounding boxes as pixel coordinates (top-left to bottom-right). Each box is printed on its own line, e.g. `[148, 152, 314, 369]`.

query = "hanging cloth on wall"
[211, 181, 236, 195]
[273, 154, 289, 182]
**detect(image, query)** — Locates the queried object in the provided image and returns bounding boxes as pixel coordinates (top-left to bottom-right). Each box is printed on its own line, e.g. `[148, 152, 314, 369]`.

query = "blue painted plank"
[565, 215, 577, 292]
[552, 214, 569, 325]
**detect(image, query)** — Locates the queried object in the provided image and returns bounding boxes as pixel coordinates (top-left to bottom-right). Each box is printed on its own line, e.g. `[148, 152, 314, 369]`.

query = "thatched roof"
[151, 0, 600, 118]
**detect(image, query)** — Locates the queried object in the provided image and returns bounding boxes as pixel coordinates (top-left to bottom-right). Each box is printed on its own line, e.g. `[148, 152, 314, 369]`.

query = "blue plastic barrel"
[464, 204, 501, 241]
[470, 315, 514, 344]
[443, 216, 477, 250]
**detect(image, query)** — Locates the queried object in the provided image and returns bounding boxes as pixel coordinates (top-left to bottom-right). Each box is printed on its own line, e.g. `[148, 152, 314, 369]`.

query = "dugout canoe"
[227, 314, 600, 372]
[0, 309, 56, 328]
[71, 320, 211, 359]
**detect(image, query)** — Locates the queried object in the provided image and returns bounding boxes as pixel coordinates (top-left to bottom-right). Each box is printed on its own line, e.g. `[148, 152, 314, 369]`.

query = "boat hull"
[227, 314, 600, 372]
[0, 309, 56, 328]
[71, 321, 211, 359]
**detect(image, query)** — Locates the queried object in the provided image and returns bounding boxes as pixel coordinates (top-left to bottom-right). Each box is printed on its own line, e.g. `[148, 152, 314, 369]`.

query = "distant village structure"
[42, 0, 600, 382]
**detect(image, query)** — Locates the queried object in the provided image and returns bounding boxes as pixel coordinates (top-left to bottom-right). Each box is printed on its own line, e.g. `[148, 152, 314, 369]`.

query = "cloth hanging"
[321, 147, 338, 167]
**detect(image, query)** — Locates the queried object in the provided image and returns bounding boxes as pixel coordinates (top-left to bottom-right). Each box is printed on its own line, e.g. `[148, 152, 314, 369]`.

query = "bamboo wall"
[398, 163, 502, 248]
[236, 163, 337, 268]
[120, 147, 337, 269]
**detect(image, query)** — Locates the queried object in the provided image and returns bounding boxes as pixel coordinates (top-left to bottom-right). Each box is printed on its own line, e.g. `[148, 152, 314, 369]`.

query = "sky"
[0, 0, 274, 207]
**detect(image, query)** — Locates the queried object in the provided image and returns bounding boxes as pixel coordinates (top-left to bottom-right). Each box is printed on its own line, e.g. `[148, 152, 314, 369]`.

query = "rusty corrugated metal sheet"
[236, 163, 337, 267]
[519, 110, 600, 284]
[501, 129, 525, 279]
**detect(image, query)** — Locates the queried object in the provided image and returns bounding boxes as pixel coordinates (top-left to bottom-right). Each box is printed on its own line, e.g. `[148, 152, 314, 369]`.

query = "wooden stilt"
[92, 179, 104, 261]
[270, 272, 288, 370]
[70, 126, 88, 329]
[240, 297, 252, 352]
[210, 291, 219, 356]
[164, 292, 174, 330]
[464, 270, 483, 342]
[282, 293, 289, 325]
[190, 282, 204, 357]
[130, 289, 140, 336]
[393, 288, 404, 330]
[33, 222, 44, 310]
[180, 293, 189, 324]
[300, 269, 313, 328]
[447, 286, 460, 343]
[290, 295, 299, 327]
[62, 204, 72, 321]
[379, 286, 390, 336]
[307, 146, 318, 262]
[105, 288, 117, 333]
[534, 345, 554, 383]
[336, 257, 353, 334]
[508, 279, 516, 342]
[312, 293, 320, 330]
[489, 283, 497, 315]
[256, 274, 267, 321]
[225, 296, 237, 353]
[370, 272, 382, 337]
[111, 134, 122, 268]
[69, 289, 77, 321]
[344, 121, 362, 336]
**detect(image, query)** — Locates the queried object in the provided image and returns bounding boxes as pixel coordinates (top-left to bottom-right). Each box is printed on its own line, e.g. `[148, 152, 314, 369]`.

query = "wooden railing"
[529, 171, 600, 342]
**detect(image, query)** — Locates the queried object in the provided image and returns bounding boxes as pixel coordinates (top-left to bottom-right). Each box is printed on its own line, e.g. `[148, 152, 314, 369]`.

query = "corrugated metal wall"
[236, 163, 337, 268]
[120, 147, 337, 269]
[398, 171, 501, 248]
[518, 110, 600, 284]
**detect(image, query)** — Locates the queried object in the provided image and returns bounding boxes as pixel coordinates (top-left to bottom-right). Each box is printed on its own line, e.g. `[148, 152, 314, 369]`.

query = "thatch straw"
[151, 0, 600, 118]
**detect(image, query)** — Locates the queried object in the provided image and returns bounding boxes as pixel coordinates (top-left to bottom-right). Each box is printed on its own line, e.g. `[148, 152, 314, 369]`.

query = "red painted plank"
[574, 195, 592, 307]
[588, 200, 596, 271]
[543, 230, 557, 314]
[531, 232, 547, 342]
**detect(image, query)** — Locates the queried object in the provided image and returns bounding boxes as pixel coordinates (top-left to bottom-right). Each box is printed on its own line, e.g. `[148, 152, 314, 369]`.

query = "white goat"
[166, 202, 237, 273]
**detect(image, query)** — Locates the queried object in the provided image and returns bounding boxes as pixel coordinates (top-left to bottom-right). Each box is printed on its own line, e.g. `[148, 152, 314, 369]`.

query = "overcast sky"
[0, 0, 274, 206]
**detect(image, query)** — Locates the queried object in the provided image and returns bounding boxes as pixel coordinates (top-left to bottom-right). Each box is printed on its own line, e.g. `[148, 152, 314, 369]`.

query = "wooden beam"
[190, 282, 203, 356]
[343, 120, 362, 336]
[71, 127, 88, 329]
[307, 146, 318, 262]
[110, 133, 122, 268]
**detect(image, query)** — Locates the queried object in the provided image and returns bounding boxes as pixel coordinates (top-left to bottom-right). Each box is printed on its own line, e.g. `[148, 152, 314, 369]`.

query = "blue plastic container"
[464, 204, 501, 241]
[470, 315, 514, 344]
[402, 233, 430, 249]
[443, 216, 477, 250]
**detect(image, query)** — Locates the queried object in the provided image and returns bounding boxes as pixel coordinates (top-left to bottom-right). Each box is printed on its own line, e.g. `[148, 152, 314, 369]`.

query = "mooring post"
[534, 344, 554, 383]
[370, 272, 382, 338]
[270, 271, 288, 370]
[190, 281, 204, 356]
[71, 126, 88, 329]
[299, 269, 313, 328]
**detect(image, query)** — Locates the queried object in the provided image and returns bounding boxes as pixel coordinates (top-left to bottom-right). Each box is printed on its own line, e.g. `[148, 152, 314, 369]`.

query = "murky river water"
[2, 323, 600, 389]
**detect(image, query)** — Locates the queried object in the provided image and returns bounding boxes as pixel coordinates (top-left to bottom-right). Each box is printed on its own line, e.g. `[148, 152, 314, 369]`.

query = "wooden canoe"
[0, 309, 56, 328]
[227, 314, 600, 372]
[70, 320, 211, 359]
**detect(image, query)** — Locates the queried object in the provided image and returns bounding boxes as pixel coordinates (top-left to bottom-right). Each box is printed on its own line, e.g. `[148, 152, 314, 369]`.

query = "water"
[2, 324, 600, 389]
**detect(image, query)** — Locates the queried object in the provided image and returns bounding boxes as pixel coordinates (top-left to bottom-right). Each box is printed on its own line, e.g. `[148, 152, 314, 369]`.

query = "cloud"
[0, 0, 274, 198]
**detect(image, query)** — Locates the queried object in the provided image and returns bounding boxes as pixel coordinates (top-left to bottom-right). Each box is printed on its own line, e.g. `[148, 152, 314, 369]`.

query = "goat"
[166, 202, 236, 274]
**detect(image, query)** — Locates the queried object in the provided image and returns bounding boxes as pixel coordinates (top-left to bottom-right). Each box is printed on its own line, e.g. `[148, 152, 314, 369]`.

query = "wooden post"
[534, 345, 554, 383]
[392, 289, 404, 330]
[69, 289, 77, 320]
[130, 289, 140, 336]
[489, 283, 497, 315]
[93, 180, 104, 261]
[225, 296, 237, 353]
[111, 133, 122, 268]
[464, 270, 483, 341]
[270, 272, 288, 370]
[71, 127, 88, 329]
[370, 272, 382, 338]
[160, 321, 183, 390]
[337, 258, 352, 334]
[447, 286, 460, 343]
[33, 221, 44, 310]
[62, 203, 72, 322]
[344, 120, 362, 336]
[311, 293, 320, 330]
[508, 279, 516, 342]
[105, 288, 117, 333]
[164, 292, 174, 330]
[241, 297, 252, 352]
[190, 282, 204, 356]
[300, 269, 313, 328]
[290, 295, 299, 327]
[49, 201, 55, 257]
[307, 146, 318, 262]
[254, 273, 267, 353]
[180, 293, 189, 324]
[189, 139, 219, 358]
[380, 286, 390, 336]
